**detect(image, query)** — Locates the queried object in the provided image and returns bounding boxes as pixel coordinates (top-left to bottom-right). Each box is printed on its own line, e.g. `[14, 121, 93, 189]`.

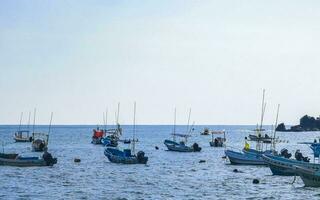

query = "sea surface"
[1, 125, 320, 200]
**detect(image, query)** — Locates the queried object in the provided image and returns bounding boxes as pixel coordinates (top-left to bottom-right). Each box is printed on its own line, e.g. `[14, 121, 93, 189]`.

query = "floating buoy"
[233, 169, 238, 173]
[222, 156, 227, 159]
[199, 160, 206, 163]
[155, 146, 159, 150]
[252, 179, 259, 184]
[74, 158, 81, 163]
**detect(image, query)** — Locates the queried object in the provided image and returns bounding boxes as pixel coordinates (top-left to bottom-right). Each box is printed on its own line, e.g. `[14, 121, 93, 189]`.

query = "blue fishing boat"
[225, 91, 280, 165]
[163, 108, 201, 152]
[225, 148, 267, 165]
[209, 131, 226, 147]
[262, 152, 318, 176]
[291, 165, 320, 187]
[0, 151, 57, 167]
[104, 102, 148, 164]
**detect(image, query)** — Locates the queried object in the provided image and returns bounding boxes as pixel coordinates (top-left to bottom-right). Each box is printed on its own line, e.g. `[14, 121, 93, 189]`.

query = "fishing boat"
[0, 151, 57, 167]
[291, 165, 320, 187]
[13, 112, 33, 142]
[14, 130, 33, 142]
[200, 128, 210, 135]
[31, 111, 52, 152]
[104, 102, 148, 164]
[262, 151, 316, 176]
[164, 108, 201, 152]
[210, 130, 226, 147]
[91, 128, 105, 144]
[225, 90, 280, 165]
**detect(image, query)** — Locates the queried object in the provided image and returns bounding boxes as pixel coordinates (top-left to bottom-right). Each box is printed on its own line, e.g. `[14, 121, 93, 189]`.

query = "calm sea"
[1, 125, 320, 200]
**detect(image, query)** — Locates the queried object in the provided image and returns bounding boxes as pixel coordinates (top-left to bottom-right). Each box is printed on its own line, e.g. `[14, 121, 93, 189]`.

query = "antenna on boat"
[32, 108, 36, 134]
[272, 104, 280, 151]
[132, 102, 136, 155]
[173, 107, 176, 142]
[186, 108, 191, 134]
[18, 112, 23, 132]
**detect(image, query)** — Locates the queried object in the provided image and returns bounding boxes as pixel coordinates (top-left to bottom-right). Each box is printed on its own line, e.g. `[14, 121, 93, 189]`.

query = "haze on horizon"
[1, 1, 320, 125]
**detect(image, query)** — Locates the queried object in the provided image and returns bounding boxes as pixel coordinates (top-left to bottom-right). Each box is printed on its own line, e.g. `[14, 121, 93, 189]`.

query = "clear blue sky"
[1, 1, 320, 125]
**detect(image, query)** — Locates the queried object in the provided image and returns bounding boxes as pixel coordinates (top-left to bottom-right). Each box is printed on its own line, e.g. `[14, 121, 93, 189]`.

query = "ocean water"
[1, 125, 320, 200]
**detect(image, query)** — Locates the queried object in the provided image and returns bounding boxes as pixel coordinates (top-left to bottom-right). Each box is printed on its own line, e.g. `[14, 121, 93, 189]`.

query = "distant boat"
[200, 128, 210, 135]
[14, 130, 33, 142]
[13, 112, 33, 142]
[164, 108, 201, 152]
[91, 128, 105, 144]
[31, 111, 52, 152]
[104, 102, 148, 164]
[0, 152, 57, 167]
[210, 130, 226, 147]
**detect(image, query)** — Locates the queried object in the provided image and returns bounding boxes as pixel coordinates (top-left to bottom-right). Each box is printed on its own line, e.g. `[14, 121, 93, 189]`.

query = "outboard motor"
[192, 143, 202, 152]
[42, 151, 57, 166]
[280, 148, 292, 159]
[294, 150, 310, 162]
[137, 151, 148, 164]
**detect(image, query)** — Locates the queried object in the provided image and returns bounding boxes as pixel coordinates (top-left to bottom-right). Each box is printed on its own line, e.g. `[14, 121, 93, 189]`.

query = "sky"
[1, 0, 320, 125]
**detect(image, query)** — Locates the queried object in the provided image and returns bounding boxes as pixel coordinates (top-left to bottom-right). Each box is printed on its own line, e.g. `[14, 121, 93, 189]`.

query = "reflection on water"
[0, 125, 319, 199]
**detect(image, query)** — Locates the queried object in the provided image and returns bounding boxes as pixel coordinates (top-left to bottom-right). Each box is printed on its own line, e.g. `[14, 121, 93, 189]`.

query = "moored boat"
[225, 149, 267, 165]
[262, 149, 317, 176]
[0, 151, 57, 167]
[291, 166, 320, 187]
[209, 130, 226, 147]
[104, 102, 148, 164]
[164, 108, 201, 152]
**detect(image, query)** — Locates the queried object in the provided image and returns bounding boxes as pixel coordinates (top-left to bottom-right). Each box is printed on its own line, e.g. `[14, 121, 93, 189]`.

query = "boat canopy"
[211, 131, 225, 134]
[172, 133, 191, 138]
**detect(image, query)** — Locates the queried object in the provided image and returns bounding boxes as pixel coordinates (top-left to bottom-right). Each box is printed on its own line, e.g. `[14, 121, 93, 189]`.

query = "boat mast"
[27, 111, 31, 137]
[18, 112, 23, 132]
[105, 108, 108, 130]
[259, 89, 266, 132]
[32, 108, 36, 134]
[272, 104, 280, 151]
[132, 102, 136, 155]
[48, 112, 53, 144]
[173, 107, 176, 142]
[116, 102, 120, 125]
[186, 108, 191, 133]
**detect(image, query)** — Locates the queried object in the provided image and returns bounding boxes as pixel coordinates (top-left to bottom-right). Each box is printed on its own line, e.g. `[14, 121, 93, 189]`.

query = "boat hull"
[262, 154, 320, 176]
[104, 148, 148, 164]
[225, 149, 266, 165]
[164, 140, 194, 152]
[0, 157, 57, 167]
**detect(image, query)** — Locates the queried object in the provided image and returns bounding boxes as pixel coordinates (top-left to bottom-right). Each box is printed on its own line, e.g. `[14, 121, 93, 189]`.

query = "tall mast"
[27, 111, 31, 130]
[132, 102, 136, 155]
[32, 108, 36, 134]
[116, 102, 120, 125]
[186, 108, 191, 133]
[259, 89, 266, 132]
[272, 104, 280, 151]
[105, 108, 108, 129]
[48, 112, 53, 144]
[18, 112, 23, 131]
[173, 107, 176, 141]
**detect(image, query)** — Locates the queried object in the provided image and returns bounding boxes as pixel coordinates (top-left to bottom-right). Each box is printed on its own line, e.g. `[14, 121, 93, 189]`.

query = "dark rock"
[252, 179, 259, 184]
[233, 169, 238, 173]
[74, 158, 81, 163]
[275, 123, 286, 132]
[155, 146, 159, 150]
[199, 160, 206, 163]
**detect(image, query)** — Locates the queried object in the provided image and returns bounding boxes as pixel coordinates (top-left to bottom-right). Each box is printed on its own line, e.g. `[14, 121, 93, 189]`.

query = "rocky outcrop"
[276, 115, 320, 132]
